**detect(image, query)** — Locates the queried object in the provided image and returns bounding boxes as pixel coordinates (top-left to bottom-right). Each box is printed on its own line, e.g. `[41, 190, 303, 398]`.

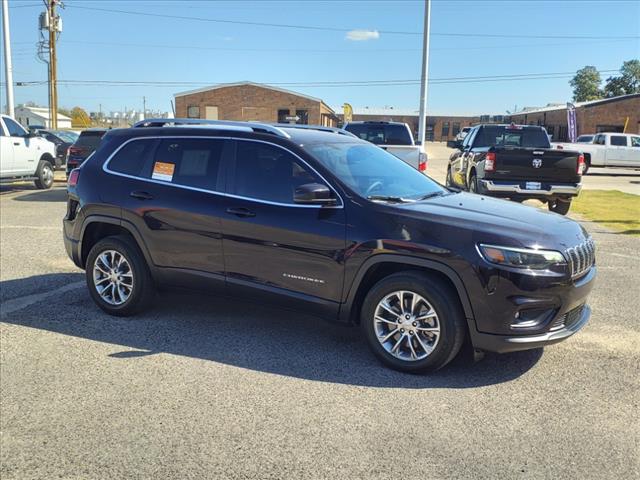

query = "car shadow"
[1, 273, 543, 389]
[5, 186, 68, 202]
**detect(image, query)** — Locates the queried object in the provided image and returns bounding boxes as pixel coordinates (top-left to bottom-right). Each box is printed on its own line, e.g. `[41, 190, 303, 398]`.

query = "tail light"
[68, 168, 80, 187]
[577, 154, 585, 175]
[69, 146, 83, 155]
[418, 152, 427, 172]
[485, 152, 496, 172]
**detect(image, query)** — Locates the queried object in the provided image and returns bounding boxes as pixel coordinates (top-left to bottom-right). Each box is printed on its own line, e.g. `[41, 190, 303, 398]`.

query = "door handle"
[130, 190, 154, 200]
[13, 142, 20, 146]
[226, 207, 256, 218]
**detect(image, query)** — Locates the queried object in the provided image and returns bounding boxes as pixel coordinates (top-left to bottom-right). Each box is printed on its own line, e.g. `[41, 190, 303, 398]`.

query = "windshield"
[473, 126, 551, 148]
[49, 130, 79, 143]
[75, 131, 105, 149]
[304, 142, 446, 201]
[344, 124, 413, 146]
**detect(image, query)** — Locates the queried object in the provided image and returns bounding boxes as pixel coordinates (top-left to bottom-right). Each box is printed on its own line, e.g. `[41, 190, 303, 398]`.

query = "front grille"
[565, 238, 595, 278]
[549, 305, 585, 331]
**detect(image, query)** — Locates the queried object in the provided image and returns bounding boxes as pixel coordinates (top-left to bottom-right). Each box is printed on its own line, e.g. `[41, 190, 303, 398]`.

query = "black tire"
[34, 159, 54, 189]
[548, 198, 572, 215]
[360, 272, 466, 373]
[582, 159, 590, 175]
[468, 173, 478, 193]
[445, 167, 453, 187]
[85, 235, 155, 316]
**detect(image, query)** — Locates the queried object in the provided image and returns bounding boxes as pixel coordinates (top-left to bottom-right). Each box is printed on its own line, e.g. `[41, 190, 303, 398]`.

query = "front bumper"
[480, 180, 582, 197]
[471, 303, 590, 353]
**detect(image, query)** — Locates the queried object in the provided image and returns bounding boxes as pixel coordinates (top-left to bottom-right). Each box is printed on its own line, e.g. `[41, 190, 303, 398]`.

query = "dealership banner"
[567, 103, 577, 142]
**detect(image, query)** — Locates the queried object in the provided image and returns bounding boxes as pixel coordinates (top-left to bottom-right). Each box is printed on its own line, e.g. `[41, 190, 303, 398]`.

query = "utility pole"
[48, 0, 59, 128]
[142, 96, 146, 119]
[1, 0, 15, 116]
[417, 0, 431, 145]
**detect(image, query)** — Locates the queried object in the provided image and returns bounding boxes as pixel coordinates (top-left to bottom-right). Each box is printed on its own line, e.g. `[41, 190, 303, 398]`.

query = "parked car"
[446, 124, 584, 215]
[64, 118, 596, 373]
[454, 126, 471, 143]
[0, 114, 57, 189]
[66, 128, 108, 176]
[39, 129, 79, 169]
[554, 132, 640, 174]
[343, 121, 427, 172]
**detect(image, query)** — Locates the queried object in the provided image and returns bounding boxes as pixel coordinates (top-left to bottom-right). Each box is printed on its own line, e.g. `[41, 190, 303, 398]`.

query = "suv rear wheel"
[360, 272, 466, 373]
[85, 235, 155, 316]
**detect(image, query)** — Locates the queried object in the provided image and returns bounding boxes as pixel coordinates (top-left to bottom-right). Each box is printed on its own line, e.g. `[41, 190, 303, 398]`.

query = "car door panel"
[0, 120, 14, 176]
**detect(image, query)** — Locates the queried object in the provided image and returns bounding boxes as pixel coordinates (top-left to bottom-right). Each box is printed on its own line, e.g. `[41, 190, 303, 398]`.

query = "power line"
[64, 4, 640, 39]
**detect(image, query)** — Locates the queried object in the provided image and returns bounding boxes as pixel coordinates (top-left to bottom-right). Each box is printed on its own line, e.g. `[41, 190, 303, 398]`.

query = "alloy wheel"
[93, 250, 134, 305]
[373, 290, 440, 361]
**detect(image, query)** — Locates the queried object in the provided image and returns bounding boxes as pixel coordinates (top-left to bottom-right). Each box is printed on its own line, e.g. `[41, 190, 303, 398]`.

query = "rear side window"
[631, 136, 640, 147]
[610, 136, 628, 146]
[75, 131, 105, 149]
[233, 141, 321, 204]
[109, 139, 157, 177]
[344, 124, 413, 146]
[150, 138, 224, 190]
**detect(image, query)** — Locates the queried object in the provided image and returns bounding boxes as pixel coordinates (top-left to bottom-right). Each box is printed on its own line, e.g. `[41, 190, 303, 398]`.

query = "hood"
[396, 192, 589, 250]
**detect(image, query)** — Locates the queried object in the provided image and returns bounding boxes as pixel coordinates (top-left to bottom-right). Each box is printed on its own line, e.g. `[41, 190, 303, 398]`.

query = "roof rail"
[133, 118, 291, 138]
[270, 123, 357, 137]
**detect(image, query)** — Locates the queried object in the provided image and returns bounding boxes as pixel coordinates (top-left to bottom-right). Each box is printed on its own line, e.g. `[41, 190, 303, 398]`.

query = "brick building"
[174, 81, 338, 127]
[335, 107, 506, 142]
[506, 93, 640, 141]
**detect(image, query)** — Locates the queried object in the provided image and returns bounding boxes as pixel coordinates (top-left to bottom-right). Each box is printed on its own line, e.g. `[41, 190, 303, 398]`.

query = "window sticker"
[152, 161, 175, 182]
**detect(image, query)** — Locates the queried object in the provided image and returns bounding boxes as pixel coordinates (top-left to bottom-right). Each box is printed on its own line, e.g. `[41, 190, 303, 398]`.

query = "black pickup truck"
[446, 124, 585, 215]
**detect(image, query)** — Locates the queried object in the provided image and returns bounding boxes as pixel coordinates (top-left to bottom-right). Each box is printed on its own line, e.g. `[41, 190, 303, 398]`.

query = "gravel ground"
[1, 177, 639, 479]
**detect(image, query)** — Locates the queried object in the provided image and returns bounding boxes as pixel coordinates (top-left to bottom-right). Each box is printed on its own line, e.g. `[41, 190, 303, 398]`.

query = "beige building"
[174, 81, 338, 127]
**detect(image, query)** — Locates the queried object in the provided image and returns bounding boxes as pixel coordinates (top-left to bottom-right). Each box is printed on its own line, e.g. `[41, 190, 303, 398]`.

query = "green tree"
[604, 59, 640, 97]
[570, 66, 602, 102]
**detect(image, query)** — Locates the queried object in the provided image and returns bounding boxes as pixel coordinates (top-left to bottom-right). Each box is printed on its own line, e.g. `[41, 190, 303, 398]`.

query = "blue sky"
[2, 0, 639, 116]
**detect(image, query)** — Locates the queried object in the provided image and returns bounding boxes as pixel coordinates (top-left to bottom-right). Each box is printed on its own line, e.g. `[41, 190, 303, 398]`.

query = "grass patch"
[571, 190, 640, 236]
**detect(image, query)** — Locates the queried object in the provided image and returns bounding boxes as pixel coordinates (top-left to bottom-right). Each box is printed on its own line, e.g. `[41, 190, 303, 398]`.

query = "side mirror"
[24, 131, 38, 138]
[294, 183, 335, 205]
[447, 140, 462, 150]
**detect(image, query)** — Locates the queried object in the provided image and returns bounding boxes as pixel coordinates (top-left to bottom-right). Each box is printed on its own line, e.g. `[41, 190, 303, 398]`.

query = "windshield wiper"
[419, 191, 447, 200]
[367, 195, 414, 203]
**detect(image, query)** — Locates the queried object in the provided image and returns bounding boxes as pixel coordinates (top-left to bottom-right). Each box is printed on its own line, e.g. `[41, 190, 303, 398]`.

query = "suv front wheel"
[360, 272, 466, 373]
[85, 235, 155, 316]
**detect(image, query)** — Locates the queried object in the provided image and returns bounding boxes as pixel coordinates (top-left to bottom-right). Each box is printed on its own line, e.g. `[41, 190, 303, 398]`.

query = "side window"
[594, 134, 605, 145]
[3, 117, 26, 137]
[109, 139, 157, 177]
[630, 136, 640, 147]
[234, 141, 321, 204]
[610, 136, 627, 146]
[464, 127, 477, 148]
[150, 138, 224, 191]
[0, 120, 5, 136]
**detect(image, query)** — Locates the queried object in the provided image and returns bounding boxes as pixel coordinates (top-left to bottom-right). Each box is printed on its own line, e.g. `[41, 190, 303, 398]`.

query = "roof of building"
[174, 81, 324, 103]
[511, 93, 639, 115]
[15, 106, 72, 121]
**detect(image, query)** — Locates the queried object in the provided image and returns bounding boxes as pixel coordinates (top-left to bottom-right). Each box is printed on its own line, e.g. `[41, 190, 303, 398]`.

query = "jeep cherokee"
[63, 119, 596, 373]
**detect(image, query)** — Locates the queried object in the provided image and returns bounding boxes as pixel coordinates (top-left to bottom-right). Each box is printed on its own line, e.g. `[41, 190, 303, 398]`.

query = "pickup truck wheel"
[85, 235, 155, 316]
[582, 159, 590, 175]
[34, 160, 54, 189]
[360, 272, 466, 373]
[548, 198, 571, 215]
[469, 173, 478, 193]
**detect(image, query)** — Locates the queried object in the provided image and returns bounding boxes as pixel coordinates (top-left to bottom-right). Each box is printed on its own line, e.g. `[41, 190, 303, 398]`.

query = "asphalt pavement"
[1, 175, 639, 479]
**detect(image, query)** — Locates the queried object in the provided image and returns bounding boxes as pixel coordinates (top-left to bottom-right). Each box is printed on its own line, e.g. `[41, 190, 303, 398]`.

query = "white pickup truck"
[554, 132, 640, 174]
[343, 121, 428, 172]
[0, 114, 57, 189]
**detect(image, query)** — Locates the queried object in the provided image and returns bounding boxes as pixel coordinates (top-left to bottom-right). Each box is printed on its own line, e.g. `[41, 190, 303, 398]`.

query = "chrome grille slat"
[565, 238, 595, 279]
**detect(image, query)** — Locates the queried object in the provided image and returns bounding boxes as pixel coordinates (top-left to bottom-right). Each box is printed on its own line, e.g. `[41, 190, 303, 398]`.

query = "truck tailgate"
[379, 145, 421, 169]
[492, 147, 581, 183]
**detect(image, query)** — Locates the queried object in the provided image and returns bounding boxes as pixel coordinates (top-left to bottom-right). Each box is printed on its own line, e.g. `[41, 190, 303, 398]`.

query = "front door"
[0, 119, 14, 175]
[222, 139, 346, 307]
[2, 116, 34, 175]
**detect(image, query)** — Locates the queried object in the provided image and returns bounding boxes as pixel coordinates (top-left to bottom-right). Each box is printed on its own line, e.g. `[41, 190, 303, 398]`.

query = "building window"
[441, 122, 450, 138]
[596, 124, 624, 133]
[558, 125, 568, 141]
[546, 125, 555, 138]
[295, 109, 309, 125]
[452, 122, 460, 136]
[277, 109, 290, 123]
[187, 106, 200, 118]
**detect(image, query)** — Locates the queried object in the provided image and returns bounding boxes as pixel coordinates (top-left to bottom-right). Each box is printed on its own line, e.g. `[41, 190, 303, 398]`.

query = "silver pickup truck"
[343, 121, 427, 173]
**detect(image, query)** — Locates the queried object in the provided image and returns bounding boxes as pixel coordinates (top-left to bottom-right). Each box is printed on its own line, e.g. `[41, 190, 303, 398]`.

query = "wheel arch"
[340, 255, 475, 328]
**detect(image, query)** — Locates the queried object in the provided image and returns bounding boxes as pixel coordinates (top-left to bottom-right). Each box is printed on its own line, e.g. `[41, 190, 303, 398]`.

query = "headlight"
[478, 244, 565, 270]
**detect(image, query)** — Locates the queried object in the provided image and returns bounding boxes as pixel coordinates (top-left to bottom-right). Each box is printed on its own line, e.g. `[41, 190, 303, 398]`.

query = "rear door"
[221, 139, 346, 309]
[103, 136, 231, 280]
[607, 135, 631, 166]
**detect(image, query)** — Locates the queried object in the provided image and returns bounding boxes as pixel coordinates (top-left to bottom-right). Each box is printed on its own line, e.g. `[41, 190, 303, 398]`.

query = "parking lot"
[1, 169, 639, 479]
